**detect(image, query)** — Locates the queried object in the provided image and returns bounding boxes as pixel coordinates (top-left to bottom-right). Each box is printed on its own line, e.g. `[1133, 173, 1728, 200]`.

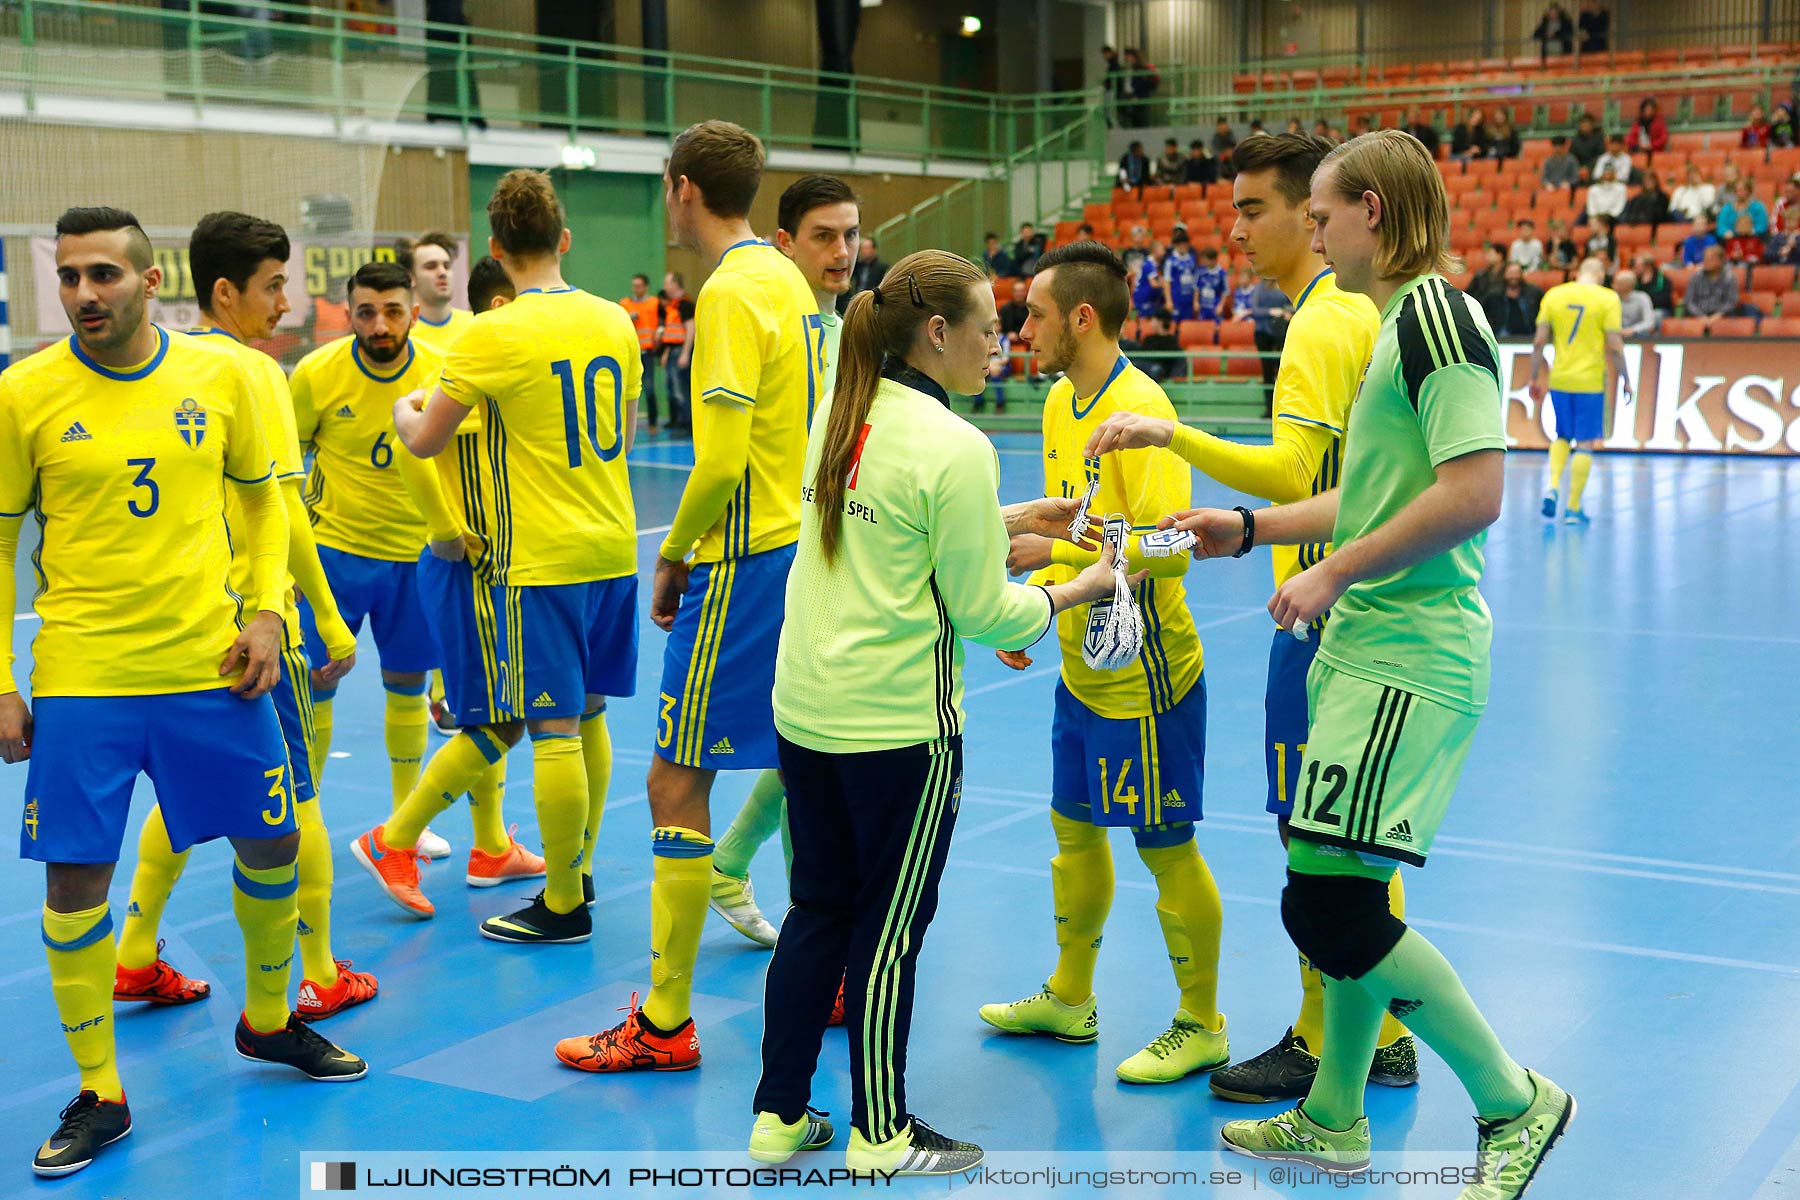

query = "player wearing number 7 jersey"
[290, 262, 446, 857]
[360, 168, 642, 946]
[1528, 258, 1627, 525]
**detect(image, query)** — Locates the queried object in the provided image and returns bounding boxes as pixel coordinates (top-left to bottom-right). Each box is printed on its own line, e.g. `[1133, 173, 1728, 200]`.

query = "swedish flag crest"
[175, 397, 206, 448]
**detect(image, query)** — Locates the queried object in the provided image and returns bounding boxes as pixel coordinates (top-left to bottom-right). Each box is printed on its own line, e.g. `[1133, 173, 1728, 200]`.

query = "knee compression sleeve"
[1280, 869, 1407, 981]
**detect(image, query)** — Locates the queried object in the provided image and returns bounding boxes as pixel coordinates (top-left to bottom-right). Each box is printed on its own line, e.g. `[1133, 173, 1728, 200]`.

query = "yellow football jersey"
[687, 239, 817, 562]
[437, 287, 641, 585]
[412, 306, 477, 354]
[1541, 280, 1621, 394]
[291, 335, 441, 562]
[0, 327, 277, 696]
[1271, 270, 1379, 591]
[1039, 357, 1202, 720]
[187, 327, 305, 649]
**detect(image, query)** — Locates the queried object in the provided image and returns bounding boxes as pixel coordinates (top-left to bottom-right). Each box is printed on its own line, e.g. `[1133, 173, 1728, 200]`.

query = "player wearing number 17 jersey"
[554, 120, 816, 1075]
[362, 168, 641, 947]
[290, 262, 446, 858]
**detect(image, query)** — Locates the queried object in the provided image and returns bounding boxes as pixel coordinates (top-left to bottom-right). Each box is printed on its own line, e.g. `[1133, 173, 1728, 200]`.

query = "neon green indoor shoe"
[976, 982, 1098, 1044]
[1459, 1070, 1576, 1199]
[1221, 1104, 1372, 1175]
[748, 1108, 833, 1164]
[1116, 1010, 1229, 1083]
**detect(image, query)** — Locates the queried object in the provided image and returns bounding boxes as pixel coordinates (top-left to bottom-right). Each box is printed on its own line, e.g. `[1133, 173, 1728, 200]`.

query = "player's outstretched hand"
[316, 650, 357, 687]
[1002, 497, 1100, 549]
[0, 691, 33, 764]
[1268, 561, 1348, 635]
[1084, 411, 1176, 458]
[996, 649, 1033, 670]
[651, 555, 690, 633]
[1158, 508, 1246, 559]
[1007, 532, 1057, 575]
[1065, 541, 1147, 605]
[223, 610, 284, 699]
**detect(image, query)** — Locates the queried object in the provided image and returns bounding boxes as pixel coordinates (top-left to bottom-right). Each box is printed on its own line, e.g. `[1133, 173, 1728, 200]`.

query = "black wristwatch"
[1232, 506, 1255, 557]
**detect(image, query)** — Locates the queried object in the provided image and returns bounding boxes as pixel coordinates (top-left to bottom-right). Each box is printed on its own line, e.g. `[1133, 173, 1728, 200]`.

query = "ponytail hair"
[813, 248, 987, 562]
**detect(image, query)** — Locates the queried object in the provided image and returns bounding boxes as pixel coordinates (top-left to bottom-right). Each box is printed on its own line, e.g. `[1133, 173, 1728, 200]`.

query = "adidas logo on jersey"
[60, 421, 92, 442]
[531, 691, 556, 708]
[335, 405, 354, 417]
[709, 737, 735, 756]
[1386, 819, 1415, 844]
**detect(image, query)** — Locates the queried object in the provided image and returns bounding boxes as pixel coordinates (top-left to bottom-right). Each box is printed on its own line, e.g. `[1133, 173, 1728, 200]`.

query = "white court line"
[1501, 620, 1800, 647]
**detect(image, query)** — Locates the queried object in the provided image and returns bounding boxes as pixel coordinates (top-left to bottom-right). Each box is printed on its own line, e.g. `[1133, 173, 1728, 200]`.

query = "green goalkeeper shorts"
[1285, 661, 1480, 871]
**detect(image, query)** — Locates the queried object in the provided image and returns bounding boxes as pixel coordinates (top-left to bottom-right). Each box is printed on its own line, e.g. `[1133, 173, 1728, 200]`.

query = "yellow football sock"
[309, 695, 334, 785]
[531, 731, 588, 914]
[295, 799, 338, 988]
[577, 708, 613, 879]
[384, 684, 430, 812]
[1547, 438, 1572, 492]
[44, 903, 123, 1102]
[1568, 450, 1594, 511]
[1294, 953, 1327, 1054]
[386, 727, 503, 850]
[644, 827, 713, 1030]
[1138, 839, 1224, 1029]
[1376, 869, 1410, 1048]
[233, 858, 299, 1033]
[115, 805, 190, 971]
[468, 759, 509, 857]
[1046, 810, 1113, 1006]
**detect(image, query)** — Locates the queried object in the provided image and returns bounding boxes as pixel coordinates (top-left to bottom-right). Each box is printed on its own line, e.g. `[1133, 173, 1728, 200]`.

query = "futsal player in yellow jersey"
[113, 212, 378, 1022]
[0, 209, 366, 1178]
[1086, 133, 1418, 1102]
[1529, 257, 1629, 525]
[555, 120, 818, 1074]
[291, 261, 450, 857]
[402, 230, 478, 353]
[359, 169, 641, 946]
[969, 241, 1228, 1084]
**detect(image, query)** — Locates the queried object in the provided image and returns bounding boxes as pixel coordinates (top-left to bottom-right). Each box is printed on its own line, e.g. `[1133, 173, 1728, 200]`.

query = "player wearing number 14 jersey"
[290, 262, 445, 857]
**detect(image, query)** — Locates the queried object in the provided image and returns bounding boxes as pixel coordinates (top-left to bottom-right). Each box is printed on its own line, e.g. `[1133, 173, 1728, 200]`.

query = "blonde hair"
[814, 249, 987, 562]
[1319, 130, 1461, 278]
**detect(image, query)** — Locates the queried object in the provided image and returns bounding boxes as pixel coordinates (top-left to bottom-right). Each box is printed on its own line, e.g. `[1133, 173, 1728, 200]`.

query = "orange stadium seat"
[1664, 267, 1695, 299]
[1749, 264, 1798, 292]
[1659, 317, 1706, 337]
[1528, 269, 1568, 292]
[1712, 316, 1758, 336]
[1178, 320, 1217, 347]
[1758, 317, 1800, 337]
[1743, 290, 1781, 317]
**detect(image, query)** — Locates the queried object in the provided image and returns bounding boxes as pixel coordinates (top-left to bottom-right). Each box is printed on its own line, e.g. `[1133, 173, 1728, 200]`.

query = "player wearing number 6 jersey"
[290, 262, 446, 857]
[360, 168, 641, 947]
[0, 209, 367, 1179]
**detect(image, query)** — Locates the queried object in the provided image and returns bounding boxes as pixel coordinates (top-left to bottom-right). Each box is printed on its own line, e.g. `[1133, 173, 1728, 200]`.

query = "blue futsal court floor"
[2, 432, 1797, 1198]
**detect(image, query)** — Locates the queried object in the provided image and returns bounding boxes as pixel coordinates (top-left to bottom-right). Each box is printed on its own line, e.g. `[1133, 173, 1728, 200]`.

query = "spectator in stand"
[1545, 218, 1580, 269]
[1767, 172, 1800, 262]
[1630, 252, 1673, 313]
[1247, 274, 1290, 411]
[1248, 119, 1268, 136]
[1579, 0, 1610, 52]
[1490, 114, 1522, 161]
[1570, 113, 1607, 177]
[1076, 221, 1096, 241]
[1211, 116, 1238, 179]
[1100, 45, 1124, 117]
[1741, 104, 1772, 149]
[1136, 309, 1185, 382]
[1451, 107, 1492, 159]
[1469, 243, 1509, 301]
[1534, 3, 1574, 57]
[1228, 264, 1258, 320]
[1194, 247, 1229, 320]
[1614, 269, 1658, 337]
[1120, 47, 1159, 127]
[1725, 214, 1766, 265]
[850, 237, 887, 297]
[1404, 109, 1441, 158]
[1685, 243, 1741, 321]
[1182, 140, 1218, 185]
[1349, 114, 1374, 139]
[1626, 98, 1669, 155]
[1482, 262, 1544, 337]
[998, 278, 1030, 339]
[1161, 229, 1200, 320]
[1585, 213, 1619, 262]
[1668, 162, 1716, 223]
[1595, 135, 1633, 187]
[1621, 171, 1670, 226]
[982, 233, 1015, 278]
[1011, 222, 1047, 276]
[1681, 216, 1721, 266]
[1771, 102, 1796, 149]
[1155, 137, 1185, 184]
[1587, 168, 1627, 222]
[1118, 140, 1151, 193]
[1126, 223, 1153, 255]
[1718, 180, 1770, 238]
[1127, 245, 1162, 318]
[1542, 135, 1582, 191]
[1510, 219, 1546, 270]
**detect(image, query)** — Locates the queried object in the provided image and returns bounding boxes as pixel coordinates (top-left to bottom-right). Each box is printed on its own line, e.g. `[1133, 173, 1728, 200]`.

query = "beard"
[1039, 326, 1079, 376]
[355, 331, 405, 363]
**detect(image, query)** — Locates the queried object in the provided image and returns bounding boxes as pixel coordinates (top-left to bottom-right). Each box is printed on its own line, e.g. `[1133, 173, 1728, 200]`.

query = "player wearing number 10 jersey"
[290, 262, 444, 857]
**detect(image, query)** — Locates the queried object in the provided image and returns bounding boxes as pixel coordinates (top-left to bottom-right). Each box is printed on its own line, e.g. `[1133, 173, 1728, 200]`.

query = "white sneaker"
[709, 869, 778, 947]
[415, 827, 452, 860]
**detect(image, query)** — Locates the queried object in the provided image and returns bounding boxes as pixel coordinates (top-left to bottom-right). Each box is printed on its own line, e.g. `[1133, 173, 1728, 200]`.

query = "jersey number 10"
[550, 356, 625, 468]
